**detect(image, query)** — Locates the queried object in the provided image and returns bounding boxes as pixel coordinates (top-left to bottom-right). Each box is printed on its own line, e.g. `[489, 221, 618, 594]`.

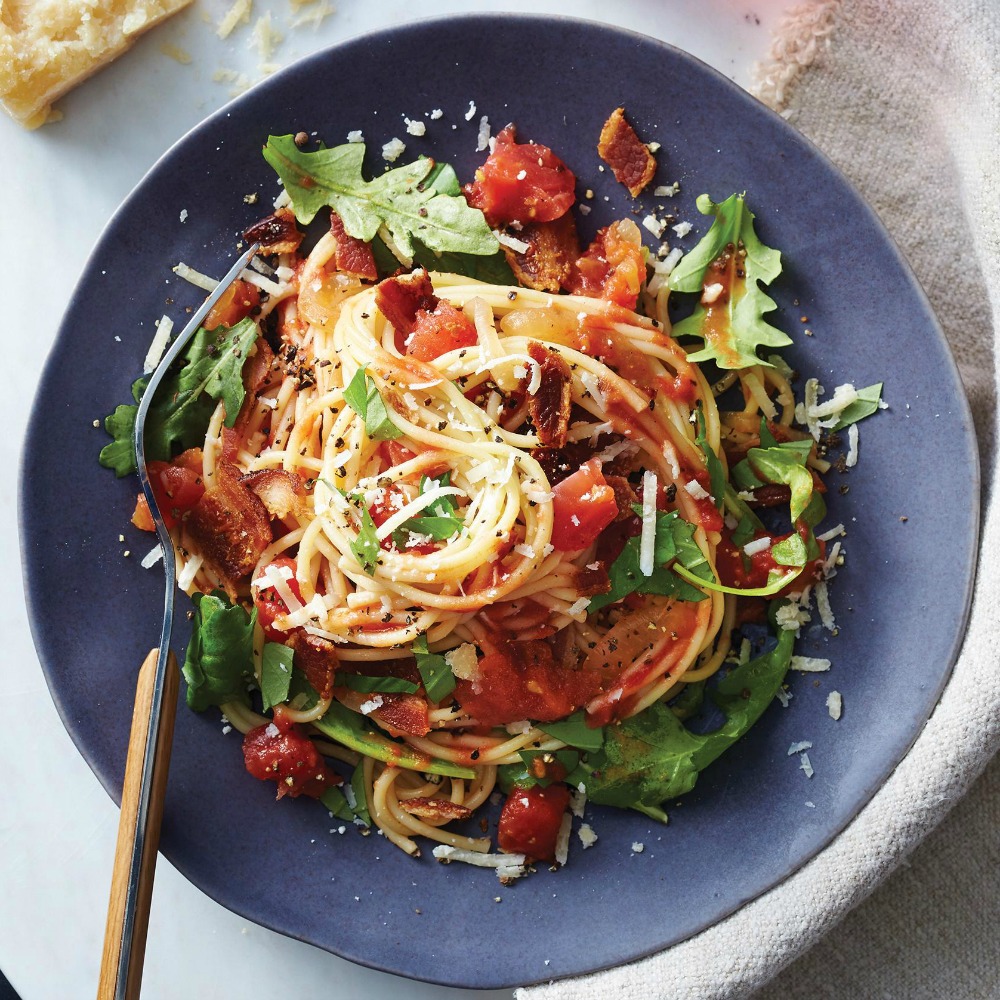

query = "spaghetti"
[108, 118, 849, 875]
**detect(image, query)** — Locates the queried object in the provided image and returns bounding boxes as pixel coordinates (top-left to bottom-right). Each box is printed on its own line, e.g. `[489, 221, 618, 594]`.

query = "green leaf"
[320, 785, 355, 823]
[758, 417, 779, 449]
[349, 501, 381, 576]
[412, 635, 457, 703]
[182, 591, 256, 712]
[262, 135, 499, 258]
[589, 510, 710, 612]
[392, 515, 463, 547]
[343, 367, 402, 441]
[421, 473, 457, 516]
[515, 749, 581, 787]
[349, 762, 371, 826]
[771, 533, 808, 568]
[99, 319, 259, 476]
[287, 668, 320, 711]
[674, 562, 801, 597]
[312, 701, 474, 778]
[260, 642, 295, 711]
[335, 673, 420, 694]
[580, 625, 795, 816]
[669, 193, 791, 370]
[695, 406, 726, 511]
[747, 445, 814, 522]
[538, 711, 605, 752]
[832, 382, 884, 431]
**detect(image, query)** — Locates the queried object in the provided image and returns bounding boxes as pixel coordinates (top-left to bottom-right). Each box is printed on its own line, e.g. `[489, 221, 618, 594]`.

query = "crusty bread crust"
[0, 0, 192, 127]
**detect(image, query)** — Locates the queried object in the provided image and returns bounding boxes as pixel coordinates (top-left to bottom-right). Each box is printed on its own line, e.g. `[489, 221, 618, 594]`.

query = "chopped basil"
[320, 785, 354, 823]
[349, 762, 371, 827]
[695, 405, 726, 511]
[260, 642, 295, 711]
[349, 500, 381, 576]
[412, 635, 457, 703]
[343, 367, 402, 440]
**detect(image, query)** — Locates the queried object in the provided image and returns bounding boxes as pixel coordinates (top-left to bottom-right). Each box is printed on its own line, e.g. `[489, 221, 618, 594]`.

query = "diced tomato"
[242, 705, 341, 799]
[565, 220, 646, 309]
[131, 451, 206, 531]
[204, 279, 260, 329]
[550, 458, 618, 551]
[683, 471, 725, 533]
[406, 301, 478, 361]
[379, 439, 416, 469]
[716, 526, 826, 593]
[252, 555, 304, 642]
[453, 639, 601, 726]
[497, 784, 570, 862]
[465, 125, 576, 227]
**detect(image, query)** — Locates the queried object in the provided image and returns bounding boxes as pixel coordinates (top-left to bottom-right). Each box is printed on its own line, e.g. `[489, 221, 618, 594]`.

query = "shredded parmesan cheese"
[143, 314, 173, 373]
[639, 470, 658, 577]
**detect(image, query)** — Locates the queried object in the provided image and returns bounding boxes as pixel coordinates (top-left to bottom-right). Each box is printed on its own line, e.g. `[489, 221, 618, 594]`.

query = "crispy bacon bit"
[401, 798, 474, 821]
[745, 483, 793, 508]
[242, 207, 304, 254]
[336, 689, 431, 738]
[329, 211, 378, 281]
[604, 473, 639, 521]
[374, 268, 438, 338]
[240, 469, 306, 520]
[501, 214, 580, 292]
[186, 462, 271, 584]
[286, 632, 338, 701]
[527, 342, 572, 447]
[598, 107, 657, 197]
[575, 562, 611, 597]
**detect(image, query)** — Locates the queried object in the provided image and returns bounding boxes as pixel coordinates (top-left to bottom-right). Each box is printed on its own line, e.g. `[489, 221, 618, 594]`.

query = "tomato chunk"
[498, 784, 570, 862]
[565, 220, 646, 310]
[715, 527, 826, 592]
[550, 458, 618, 551]
[406, 301, 478, 361]
[465, 125, 576, 227]
[242, 705, 340, 799]
[454, 639, 601, 726]
[131, 452, 206, 531]
[252, 555, 304, 642]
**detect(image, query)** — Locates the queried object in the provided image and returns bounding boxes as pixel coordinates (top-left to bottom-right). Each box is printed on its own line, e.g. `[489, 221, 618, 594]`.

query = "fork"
[97, 243, 259, 1000]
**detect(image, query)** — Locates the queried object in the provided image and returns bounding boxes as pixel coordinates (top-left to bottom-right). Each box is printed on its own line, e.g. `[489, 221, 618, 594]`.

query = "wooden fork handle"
[97, 648, 179, 1000]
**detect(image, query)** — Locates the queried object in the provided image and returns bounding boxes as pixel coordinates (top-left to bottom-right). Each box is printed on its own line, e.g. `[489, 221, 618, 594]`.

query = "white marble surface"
[1, 3, 782, 998]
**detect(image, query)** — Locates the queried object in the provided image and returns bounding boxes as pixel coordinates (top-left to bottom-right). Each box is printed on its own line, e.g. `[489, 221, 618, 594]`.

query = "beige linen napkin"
[519, 1, 999, 996]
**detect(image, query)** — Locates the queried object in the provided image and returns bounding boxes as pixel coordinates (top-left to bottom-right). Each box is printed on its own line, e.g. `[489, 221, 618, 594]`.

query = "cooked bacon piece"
[604, 473, 639, 522]
[374, 267, 438, 339]
[533, 434, 632, 487]
[527, 342, 572, 447]
[242, 207, 304, 254]
[401, 798, 474, 822]
[329, 211, 378, 280]
[286, 632, 338, 701]
[575, 562, 611, 597]
[566, 219, 646, 309]
[336, 689, 431, 738]
[186, 462, 271, 584]
[501, 213, 580, 292]
[240, 469, 306, 520]
[598, 107, 657, 197]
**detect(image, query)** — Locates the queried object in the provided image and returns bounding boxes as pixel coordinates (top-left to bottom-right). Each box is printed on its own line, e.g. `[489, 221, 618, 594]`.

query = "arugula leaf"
[349, 500, 381, 576]
[181, 591, 256, 712]
[412, 243, 516, 284]
[589, 509, 710, 612]
[747, 445, 814, 522]
[335, 673, 420, 694]
[669, 193, 791, 370]
[311, 701, 474, 778]
[771, 533, 808, 568]
[320, 785, 355, 823]
[832, 382, 884, 431]
[350, 762, 371, 826]
[412, 635, 457, 703]
[514, 749, 582, 788]
[581, 625, 795, 818]
[695, 405, 726, 511]
[392, 515, 463, 547]
[343, 367, 402, 440]
[262, 135, 498, 259]
[99, 319, 259, 476]
[260, 642, 295, 711]
[538, 711, 605, 752]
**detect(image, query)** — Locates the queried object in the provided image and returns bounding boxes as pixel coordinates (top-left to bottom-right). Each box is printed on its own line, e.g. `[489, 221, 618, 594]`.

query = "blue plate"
[20, 14, 979, 989]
